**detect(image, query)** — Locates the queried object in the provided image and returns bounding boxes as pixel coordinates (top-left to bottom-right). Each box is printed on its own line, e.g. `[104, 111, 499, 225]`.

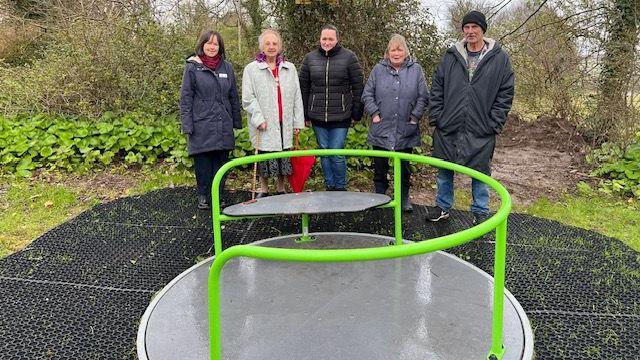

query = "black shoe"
[472, 212, 491, 225]
[326, 186, 336, 191]
[426, 206, 449, 222]
[197, 195, 210, 210]
[401, 186, 412, 212]
[402, 201, 413, 212]
[255, 192, 268, 199]
[274, 191, 286, 195]
[334, 187, 347, 191]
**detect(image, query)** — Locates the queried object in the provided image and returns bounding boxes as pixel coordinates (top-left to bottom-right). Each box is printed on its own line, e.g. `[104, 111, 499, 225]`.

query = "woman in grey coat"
[361, 34, 429, 212]
[179, 30, 242, 210]
[242, 29, 305, 197]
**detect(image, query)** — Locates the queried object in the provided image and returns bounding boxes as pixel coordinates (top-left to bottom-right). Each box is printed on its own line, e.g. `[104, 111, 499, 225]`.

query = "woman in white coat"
[242, 29, 305, 197]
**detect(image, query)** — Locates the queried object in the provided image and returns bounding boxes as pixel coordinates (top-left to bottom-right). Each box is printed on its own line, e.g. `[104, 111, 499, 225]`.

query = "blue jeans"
[313, 126, 349, 189]
[435, 169, 489, 214]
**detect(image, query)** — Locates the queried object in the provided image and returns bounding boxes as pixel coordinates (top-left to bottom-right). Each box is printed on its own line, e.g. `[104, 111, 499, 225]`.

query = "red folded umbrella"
[288, 133, 316, 193]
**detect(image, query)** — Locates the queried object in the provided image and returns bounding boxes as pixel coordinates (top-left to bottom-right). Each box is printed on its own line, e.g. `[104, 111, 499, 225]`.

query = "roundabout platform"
[138, 233, 534, 360]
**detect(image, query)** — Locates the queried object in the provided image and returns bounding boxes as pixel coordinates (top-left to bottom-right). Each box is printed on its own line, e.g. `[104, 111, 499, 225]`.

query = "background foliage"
[0, 114, 395, 177]
[0, 0, 639, 199]
[588, 132, 640, 199]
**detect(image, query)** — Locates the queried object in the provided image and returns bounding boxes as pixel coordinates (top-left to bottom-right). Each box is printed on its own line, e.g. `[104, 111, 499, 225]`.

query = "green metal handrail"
[208, 149, 511, 360]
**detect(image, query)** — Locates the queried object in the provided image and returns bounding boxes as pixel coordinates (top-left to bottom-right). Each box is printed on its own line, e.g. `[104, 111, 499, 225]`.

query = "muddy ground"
[411, 116, 591, 207]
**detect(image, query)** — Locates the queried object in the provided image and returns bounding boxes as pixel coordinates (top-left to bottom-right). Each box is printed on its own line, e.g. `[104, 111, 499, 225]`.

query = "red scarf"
[200, 54, 221, 70]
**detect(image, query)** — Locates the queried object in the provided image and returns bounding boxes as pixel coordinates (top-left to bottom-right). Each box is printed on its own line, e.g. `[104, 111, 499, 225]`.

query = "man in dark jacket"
[299, 24, 364, 191]
[426, 11, 514, 223]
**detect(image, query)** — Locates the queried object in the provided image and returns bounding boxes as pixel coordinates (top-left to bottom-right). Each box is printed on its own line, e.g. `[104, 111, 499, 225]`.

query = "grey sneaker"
[426, 206, 450, 222]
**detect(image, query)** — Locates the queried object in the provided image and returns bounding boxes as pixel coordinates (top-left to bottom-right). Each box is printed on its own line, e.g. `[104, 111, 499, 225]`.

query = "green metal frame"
[208, 149, 511, 360]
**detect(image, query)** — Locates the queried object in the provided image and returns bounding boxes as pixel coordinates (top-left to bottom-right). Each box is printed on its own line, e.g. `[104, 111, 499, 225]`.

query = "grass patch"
[127, 166, 194, 195]
[0, 181, 95, 258]
[0, 164, 197, 259]
[520, 187, 640, 252]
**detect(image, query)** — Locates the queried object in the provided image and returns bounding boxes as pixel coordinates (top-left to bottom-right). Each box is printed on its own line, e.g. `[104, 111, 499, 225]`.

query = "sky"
[422, 0, 510, 28]
[423, 0, 459, 27]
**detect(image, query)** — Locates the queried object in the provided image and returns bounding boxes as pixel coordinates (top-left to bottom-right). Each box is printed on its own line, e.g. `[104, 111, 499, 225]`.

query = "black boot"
[374, 181, 388, 195]
[197, 194, 210, 210]
[401, 185, 413, 212]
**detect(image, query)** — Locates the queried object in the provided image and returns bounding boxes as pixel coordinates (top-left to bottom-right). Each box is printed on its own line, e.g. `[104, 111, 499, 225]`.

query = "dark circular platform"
[222, 191, 391, 216]
[138, 233, 534, 360]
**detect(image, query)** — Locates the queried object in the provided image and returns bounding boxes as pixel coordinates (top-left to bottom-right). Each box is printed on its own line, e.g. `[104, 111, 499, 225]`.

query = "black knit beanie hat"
[461, 11, 487, 33]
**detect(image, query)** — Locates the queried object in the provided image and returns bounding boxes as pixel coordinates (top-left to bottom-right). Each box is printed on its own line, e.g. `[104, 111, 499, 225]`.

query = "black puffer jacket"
[299, 45, 364, 125]
[179, 55, 242, 155]
[429, 38, 514, 175]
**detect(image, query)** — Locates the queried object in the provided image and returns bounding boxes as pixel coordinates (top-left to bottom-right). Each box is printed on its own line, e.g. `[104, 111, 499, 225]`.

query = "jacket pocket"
[369, 118, 384, 139]
[193, 99, 212, 121]
[403, 121, 419, 138]
[310, 94, 316, 112]
[341, 94, 345, 112]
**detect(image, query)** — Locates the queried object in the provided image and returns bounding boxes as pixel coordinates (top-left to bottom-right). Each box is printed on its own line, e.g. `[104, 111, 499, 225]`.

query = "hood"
[186, 55, 202, 64]
[451, 37, 498, 64]
[380, 57, 415, 69]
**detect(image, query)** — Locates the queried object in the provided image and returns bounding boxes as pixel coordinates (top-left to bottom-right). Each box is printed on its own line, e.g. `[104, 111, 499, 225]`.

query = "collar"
[381, 58, 413, 71]
[256, 60, 292, 70]
[452, 38, 497, 64]
[318, 44, 342, 58]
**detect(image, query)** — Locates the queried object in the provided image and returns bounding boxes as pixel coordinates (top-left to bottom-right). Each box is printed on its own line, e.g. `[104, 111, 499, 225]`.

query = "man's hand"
[258, 122, 267, 130]
[372, 115, 382, 123]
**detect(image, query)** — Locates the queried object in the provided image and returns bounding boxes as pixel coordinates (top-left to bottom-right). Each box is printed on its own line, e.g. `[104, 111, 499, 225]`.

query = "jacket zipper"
[311, 94, 316, 111]
[325, 55, 330, 122]
[341, 94, 345, 112]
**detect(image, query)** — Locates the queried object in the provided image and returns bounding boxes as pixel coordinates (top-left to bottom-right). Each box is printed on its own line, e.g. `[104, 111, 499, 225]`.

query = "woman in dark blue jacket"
[362, 34, 429, 212]
[180, 30, 242, 209]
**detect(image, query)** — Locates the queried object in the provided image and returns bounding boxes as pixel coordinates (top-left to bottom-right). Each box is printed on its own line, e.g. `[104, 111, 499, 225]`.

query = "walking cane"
[244, 130, 261, 204]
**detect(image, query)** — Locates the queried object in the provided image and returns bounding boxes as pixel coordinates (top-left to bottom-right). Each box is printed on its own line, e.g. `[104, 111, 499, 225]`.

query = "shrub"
[0, 113, 190, 177]
[588, 133, 640, 199]
[0, 15, 193, 116]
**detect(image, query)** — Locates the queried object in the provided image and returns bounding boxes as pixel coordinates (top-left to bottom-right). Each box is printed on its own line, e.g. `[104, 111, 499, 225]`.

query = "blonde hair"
[258, 28, 283, 53]
[384, 34, 410, 59]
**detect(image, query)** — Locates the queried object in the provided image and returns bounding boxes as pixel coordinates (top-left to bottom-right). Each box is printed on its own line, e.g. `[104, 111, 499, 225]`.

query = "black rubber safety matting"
[1, 187, 638, 359]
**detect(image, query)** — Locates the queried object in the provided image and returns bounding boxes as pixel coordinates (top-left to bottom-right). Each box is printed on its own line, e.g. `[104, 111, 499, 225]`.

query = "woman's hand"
[294, 128, 300, 135]
[372, 115, 382, 123]
[258, 122, 267, 130]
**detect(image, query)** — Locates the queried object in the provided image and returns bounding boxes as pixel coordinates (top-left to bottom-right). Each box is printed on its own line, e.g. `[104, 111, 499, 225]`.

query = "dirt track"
[412, 116, 591, 207]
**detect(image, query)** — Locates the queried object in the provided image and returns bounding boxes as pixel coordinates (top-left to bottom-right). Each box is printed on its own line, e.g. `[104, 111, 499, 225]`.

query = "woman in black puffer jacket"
[299, 24, 364, 191]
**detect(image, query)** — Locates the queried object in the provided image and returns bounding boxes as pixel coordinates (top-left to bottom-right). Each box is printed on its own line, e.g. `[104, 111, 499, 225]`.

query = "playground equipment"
[137, 149, 534, 360]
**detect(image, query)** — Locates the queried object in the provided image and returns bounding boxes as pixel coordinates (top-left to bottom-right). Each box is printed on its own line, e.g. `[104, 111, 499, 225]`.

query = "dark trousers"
[372, 146, 411, 195]
[193, 150, 229, 201]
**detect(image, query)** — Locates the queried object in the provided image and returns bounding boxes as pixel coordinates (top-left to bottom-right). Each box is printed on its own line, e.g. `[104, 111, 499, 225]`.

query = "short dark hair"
[321, 24, 340, 40]
[195, 30, 225, 58]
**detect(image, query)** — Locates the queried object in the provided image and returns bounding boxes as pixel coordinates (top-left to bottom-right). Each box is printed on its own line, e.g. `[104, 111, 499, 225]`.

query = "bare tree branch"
[488, 0, 513, 20]
[509, 6, 607, 40]
[500, 0, 549, 42]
